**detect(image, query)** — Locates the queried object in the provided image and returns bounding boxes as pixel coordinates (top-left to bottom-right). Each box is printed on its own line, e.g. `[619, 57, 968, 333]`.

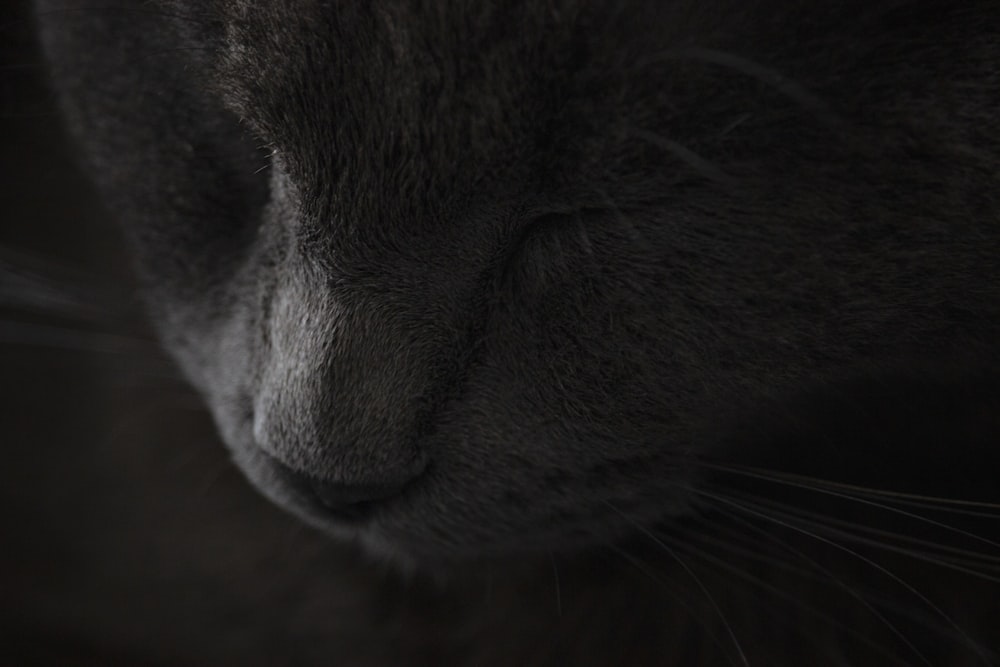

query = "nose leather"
[306, 477, 409, 520]
[264, 453, 420, 521]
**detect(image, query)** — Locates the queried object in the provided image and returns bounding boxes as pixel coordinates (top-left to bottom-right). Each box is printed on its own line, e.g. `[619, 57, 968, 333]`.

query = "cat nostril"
[307, 479, 408, 520]
[261, 453, 422, 522]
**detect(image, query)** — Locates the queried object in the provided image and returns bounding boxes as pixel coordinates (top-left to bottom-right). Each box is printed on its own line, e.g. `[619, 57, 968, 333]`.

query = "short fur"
[35, 1, 1000, 664]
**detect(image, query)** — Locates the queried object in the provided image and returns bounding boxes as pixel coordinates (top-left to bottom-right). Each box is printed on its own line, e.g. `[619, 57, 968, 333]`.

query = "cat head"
[40, 0, 1000, 562]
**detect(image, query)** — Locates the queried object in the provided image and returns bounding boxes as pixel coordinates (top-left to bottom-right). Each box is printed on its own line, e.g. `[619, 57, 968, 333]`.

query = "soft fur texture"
[32, 0, 1000, 664]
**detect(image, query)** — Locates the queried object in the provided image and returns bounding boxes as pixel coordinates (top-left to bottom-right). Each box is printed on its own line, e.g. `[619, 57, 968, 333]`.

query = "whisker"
[0, 251, 128, 321]
[708, 491, 1000, 661]
[627, 127, 735, 184]
[0, 320, 159, 356]
[702, 462, 1000, 513]
[675, 531, 916, 666]
[720, 489, 1000, 584]
[606, 543, 743, 667]
[482, 562, 494, 608]
[193, 462, 234, 501]
[549, 552, 563, 617]
[689, 525, 846, 586]
[595, 192, 648, 252]
[636, 46, 845, 130]
[702, 463, 1000, 552]
[725, 487, 1000, 565]
[574, 212, 595, 257]
[129, 46, 217, 68]
[697, 489, 993, 665]
[29, 6, 224, 29]
[604, 500, 750, 667]
[0, 62, 50, 72]
[693, 490, 934, 666]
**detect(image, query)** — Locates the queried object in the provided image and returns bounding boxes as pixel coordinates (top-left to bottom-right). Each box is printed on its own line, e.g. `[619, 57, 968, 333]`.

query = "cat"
[16, 0, 1000, 664]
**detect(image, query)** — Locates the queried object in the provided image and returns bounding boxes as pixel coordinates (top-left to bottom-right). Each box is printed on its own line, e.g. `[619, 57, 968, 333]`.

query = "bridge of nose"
[250, 262, 461, 488]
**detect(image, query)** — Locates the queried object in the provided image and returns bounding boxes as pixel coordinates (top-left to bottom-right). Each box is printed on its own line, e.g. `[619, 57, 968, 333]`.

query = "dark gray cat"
[26, 0, 1000, 664]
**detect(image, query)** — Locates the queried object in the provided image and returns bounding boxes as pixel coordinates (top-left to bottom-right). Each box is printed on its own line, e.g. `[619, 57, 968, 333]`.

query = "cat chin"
[226, 436, 658, 564]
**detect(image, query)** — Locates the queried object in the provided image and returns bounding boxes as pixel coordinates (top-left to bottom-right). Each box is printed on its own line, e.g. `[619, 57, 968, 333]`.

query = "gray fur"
[34, 0, 1000, 662]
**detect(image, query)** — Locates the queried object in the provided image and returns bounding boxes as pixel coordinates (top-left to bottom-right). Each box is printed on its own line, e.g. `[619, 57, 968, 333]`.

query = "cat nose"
[263, 453, 423, 521]
[307, 478, 410, 520]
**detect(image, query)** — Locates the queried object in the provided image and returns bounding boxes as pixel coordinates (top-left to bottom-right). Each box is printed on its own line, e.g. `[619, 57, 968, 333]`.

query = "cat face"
[39, 0, 1000, 562]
